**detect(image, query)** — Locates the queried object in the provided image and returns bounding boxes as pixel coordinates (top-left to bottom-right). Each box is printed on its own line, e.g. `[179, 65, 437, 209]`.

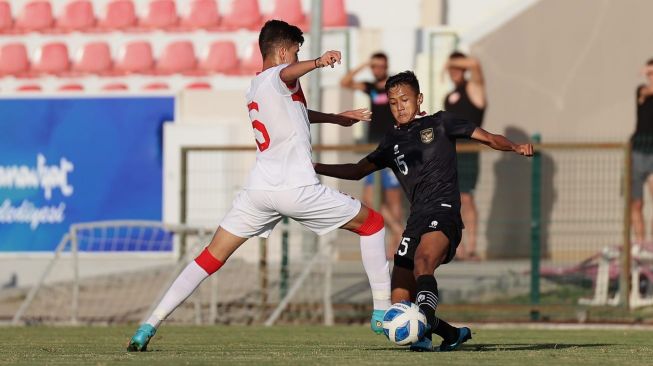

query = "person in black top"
[631, 58, 653, 244]
[341, 52, 404, 258]
[315, 71, 533, 351]
[443, 51, 486, 261]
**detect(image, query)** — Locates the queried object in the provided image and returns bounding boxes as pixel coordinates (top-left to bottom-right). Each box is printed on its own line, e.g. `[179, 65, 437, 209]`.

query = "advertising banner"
[0, 97, 175, 252]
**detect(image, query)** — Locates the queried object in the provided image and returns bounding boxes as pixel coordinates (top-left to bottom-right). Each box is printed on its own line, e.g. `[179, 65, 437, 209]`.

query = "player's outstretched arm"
[307, 109, 371, 126]
[470, 127, 534, 156]
[314, 158, 377, 180]
[340, 62, 369, 91]
[279, 50, 341, 84]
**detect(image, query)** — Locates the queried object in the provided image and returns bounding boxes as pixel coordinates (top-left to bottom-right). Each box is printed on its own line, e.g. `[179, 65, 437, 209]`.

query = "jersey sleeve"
[364, 138, 389, 169]
[271, 64, 300, 96]
[440, 111, 477, 139]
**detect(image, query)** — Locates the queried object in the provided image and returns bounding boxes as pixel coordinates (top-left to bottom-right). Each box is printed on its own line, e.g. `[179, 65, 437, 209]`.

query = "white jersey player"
[128, 20, 392, 352]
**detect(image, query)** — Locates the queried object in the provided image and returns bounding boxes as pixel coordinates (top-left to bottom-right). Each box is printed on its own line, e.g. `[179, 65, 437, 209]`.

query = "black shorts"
[393, 209, 463, 270]
[457, 152, 479, 194]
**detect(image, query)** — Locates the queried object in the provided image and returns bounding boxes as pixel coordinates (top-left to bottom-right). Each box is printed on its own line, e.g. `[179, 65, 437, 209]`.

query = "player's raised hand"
[317, 50, 342, 68]
[338, 108, 372, 125]
[514, 143, 534, 157]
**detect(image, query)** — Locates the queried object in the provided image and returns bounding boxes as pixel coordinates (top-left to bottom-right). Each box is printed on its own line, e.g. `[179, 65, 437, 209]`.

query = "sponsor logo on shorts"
[429, 220, 438, 229]
[420, 128, 435, 143]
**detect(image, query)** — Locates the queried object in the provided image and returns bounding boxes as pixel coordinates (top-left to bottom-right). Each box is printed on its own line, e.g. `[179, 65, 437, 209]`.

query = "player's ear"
[417, 93, 424, 106]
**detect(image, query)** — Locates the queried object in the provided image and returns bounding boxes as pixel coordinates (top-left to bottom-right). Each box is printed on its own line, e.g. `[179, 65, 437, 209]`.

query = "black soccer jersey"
[365, 111, 477, 212]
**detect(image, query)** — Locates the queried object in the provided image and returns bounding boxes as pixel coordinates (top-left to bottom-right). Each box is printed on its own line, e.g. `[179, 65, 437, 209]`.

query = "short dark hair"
[385, 71, 420, 94]
[259, 20, 304, 59]
[449, 51, 466, 59]
[370, 52, 388, 61]
[647, 58, 653, 66]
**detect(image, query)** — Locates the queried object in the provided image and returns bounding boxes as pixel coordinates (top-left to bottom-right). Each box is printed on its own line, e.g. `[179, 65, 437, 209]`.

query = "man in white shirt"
[127, 20, 392, 351]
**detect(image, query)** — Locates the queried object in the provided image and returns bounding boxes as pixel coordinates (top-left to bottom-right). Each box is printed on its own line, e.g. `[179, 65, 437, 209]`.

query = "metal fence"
[7, 141, 653, 325]
[178, 141, 651, 324]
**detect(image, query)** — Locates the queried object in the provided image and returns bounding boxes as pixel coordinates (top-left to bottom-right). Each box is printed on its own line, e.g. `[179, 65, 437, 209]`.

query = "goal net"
[8, 218, 344, 326]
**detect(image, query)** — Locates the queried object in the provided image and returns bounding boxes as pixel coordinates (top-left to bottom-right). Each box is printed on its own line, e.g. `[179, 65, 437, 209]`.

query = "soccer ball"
[382, 301, 428, 346]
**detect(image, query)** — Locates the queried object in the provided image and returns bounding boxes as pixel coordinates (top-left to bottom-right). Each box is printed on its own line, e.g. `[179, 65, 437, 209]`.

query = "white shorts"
[219, 183, 362, 238]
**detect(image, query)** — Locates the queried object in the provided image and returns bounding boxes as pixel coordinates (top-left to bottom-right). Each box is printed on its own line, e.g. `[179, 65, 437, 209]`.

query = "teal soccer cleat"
[437, 327, 472, 352]
[127, 324, 157, 352]
[371, 309, 385, 334]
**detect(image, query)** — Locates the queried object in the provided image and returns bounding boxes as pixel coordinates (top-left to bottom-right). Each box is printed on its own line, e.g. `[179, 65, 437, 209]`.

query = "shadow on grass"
[467, 343, 612, 352]
[362, 343, 612, 352]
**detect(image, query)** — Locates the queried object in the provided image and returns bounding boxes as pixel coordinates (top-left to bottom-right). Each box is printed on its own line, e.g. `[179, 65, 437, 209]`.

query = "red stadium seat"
[143, 82, 169, 90]
[99, 0, 137, 30]
[200, 41, 238, 74]
[0, 1, 13, 33]
[17, 84, 42, 92]
[58, 83, 84, 91]
[186, 81, 211, 89]
[74, 42, 112, 74]
[0, 43, 30, 76]
[223, 0, 261, 30]
[141, 0, 178, 29]
[156, 41, 196, 74]
[268, 0, 305, 28]
[102, 82, 128, 91]
[16, 1, 54, 32]
[240, 41, 262, 75]
[57, 0, 96, 31]
[115, 41, 154, 74]
[182, 0, 219, 29]
[322, 0, 347, 27]
[33, 42, 70, 75]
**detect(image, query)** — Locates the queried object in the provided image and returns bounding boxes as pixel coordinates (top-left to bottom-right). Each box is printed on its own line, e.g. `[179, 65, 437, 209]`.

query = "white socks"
[146, 260, 209, 328]
[360, 227, 392, 310]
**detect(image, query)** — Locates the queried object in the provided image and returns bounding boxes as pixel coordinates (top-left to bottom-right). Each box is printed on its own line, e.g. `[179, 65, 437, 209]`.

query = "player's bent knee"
[352, 208, 385, 236]
[412, 255, 439, 277]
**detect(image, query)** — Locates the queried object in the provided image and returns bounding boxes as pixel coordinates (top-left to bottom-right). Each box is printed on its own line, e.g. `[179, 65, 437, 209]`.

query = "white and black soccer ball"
[382, 301, 428, 346]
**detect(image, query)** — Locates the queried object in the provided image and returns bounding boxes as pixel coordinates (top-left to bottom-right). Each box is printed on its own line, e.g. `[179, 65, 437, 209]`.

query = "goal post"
[12, 221, 214, 325]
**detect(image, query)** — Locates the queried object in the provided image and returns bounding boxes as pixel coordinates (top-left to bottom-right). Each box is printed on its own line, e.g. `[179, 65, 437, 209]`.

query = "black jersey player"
[314, 71, 533, 351]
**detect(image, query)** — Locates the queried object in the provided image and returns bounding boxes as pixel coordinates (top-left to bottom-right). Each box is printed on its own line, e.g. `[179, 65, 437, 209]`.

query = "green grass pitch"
[0, 325, 652, 365]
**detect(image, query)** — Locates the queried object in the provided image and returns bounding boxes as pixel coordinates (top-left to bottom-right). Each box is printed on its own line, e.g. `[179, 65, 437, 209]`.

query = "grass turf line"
[0, 326, 651, 365]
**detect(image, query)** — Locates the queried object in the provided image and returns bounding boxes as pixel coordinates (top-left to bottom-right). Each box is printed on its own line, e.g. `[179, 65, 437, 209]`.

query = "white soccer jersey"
[243, 64, 319, 190]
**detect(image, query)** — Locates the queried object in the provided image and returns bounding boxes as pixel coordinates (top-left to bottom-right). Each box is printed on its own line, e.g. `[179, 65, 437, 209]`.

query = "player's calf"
[127, 245, 226, 351]
[347, 206, 391, 333]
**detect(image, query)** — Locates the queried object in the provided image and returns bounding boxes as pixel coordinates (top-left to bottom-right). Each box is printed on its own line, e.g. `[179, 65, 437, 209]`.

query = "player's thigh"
[391, 265, 416, 303]
[413, 231, 450, 276]
[219, 190, 283, 242]
[276, 184, 362, 235]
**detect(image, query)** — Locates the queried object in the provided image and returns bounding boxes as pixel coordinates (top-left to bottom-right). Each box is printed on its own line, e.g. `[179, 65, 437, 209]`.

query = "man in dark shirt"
[631, 58, 653, 244]
[341, 52, 404, 257]
[315, 71, 532, 352]
[443, 51, 486, 261]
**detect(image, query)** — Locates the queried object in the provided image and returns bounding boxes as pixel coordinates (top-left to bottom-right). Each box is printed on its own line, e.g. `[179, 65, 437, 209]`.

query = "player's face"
[280, 43, 300, 64]
[388, 84, 423, 125]
[448, 67, 464, 85]
[647, 69, 653, 84]
[370, 57, 388, 81]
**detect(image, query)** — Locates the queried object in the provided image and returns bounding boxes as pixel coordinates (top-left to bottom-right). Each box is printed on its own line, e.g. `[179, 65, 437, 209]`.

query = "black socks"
[416, 275, 458, 343]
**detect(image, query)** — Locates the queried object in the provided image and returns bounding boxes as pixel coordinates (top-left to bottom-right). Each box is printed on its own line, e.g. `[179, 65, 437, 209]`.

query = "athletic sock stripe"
[417, 291, 439, 310]
[194, 248, 224, 275]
